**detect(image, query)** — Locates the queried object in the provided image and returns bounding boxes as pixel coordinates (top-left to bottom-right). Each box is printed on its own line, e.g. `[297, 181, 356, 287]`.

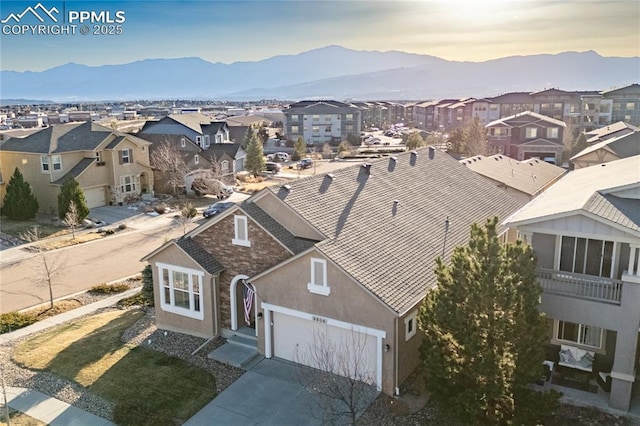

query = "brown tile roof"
[461, 155, 567, 197]
[266, 147, 525, 313]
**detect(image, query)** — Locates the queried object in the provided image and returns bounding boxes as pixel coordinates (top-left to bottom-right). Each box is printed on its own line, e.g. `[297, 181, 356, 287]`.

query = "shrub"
[105, 229, 115, 235]
[154, 204, 167, 214]
[141, 265, 154, 306]
[117, 293, 150, 308]
[113, 401, 174, 426]
[0, 311, 37, 334]
[118, 223, 128, 230]
[89, 283, 130, 295]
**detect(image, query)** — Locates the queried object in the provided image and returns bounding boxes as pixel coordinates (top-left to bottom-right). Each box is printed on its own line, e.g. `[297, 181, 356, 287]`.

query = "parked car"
[297, 158, 313, 169]
[202, 201, 234, 218]
[265, 161, 282, 173]
[274, 152, 290, 162]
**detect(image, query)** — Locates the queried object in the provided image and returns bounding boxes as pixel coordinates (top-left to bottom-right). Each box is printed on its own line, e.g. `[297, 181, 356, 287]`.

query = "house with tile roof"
[485, 111, 566, 163]
[504, 155, 640, 411]
[0, 122, 153, 212]
[461, 154, 567, 203]
[142, 146, 525, 395]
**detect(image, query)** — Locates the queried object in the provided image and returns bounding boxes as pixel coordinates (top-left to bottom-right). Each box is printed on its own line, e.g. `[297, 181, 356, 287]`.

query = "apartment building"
[283, 100, 361, 145]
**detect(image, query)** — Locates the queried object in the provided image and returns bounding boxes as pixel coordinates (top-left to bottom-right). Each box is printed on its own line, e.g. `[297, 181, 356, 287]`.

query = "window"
[312, 114, 320, 121]
[203, 135, 210, 148]
[559, 236, 614, 278]
[95, 151, 102, 162]
[556, 320, 602, 349]
[232, 215, 250, 247]
[290, 114, 299, 121]
[221, 160, 229, 174]
[41, 155, 61, 172]
[196, 136, 202, 146]
[41, 155, 49, 172]
[546, 127, 559, 138]
[324, 115, 331, 121]
[181, 138, 186, 147]
[324, 125, 331, 132]
[120, 175, 137, 193]
[525, 127, 537, 138]
[157, 262, 204, 320]
[405, 310, 418, 340]
[194, 154, 199, 165]
[345, 113, 353, 121]
[120, 149, 132, 164]
[312, 126, 320, 134]
[626, 102, 635, 110]
[307, 258, 330, 296]
[291, 125, 299, 134]
[345, 125, 354, 133]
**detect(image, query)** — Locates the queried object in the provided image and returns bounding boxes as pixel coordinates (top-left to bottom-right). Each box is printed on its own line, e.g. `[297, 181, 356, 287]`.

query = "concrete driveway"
[184, 358, 377, 426]
[89, 205, 145, 225]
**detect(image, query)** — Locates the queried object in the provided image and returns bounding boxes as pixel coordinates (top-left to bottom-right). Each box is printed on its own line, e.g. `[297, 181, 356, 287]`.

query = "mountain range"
[1, 45, 638, 101]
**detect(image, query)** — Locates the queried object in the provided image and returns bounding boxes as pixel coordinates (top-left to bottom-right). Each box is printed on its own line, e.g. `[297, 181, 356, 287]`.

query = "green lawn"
[13, 309, 216, 425]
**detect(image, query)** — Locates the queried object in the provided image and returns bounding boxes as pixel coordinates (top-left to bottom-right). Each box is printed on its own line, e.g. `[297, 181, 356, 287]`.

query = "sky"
[1, 0, 639, 72]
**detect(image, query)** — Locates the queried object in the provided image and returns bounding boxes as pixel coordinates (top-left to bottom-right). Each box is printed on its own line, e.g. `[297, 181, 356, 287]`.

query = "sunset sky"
[1, 0, 639, 72]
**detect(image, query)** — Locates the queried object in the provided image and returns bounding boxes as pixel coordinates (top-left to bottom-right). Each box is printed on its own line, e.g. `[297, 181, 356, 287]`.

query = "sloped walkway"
[4, 387, 115, 426]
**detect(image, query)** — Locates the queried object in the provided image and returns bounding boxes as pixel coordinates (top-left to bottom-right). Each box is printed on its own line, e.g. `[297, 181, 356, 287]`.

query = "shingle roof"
[241, 202, 317, 254]
[486, 111, 566, 128]
[585, 121, 638, 143]
[55, 122, 110, 152]
[206, 143, 244, 158]
[505, 155, 640, 232]
[0, 122, 116, 154]
[168, 113, 213, 134]
[104, 136, 125, 150]
[572, 130, 640, 161]
[461, 155, 567, 197]
[175, 237, 225, 274]
[52, 158, 95, 185]
[265, 147, 525, 313]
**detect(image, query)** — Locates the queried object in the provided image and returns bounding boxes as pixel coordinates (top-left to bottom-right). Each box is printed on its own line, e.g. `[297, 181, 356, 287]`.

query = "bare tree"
[175, 202, 197, 235]
[20, 226, 65, 310]
[190, 154, 230, 199]
[63, 200, 80, 239]
[463, 117, 488, 157]
[294, 328, 378, 425]
[150, 140, 190, 195]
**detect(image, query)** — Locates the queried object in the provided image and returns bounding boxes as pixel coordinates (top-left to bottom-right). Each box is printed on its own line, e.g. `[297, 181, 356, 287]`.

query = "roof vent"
[428, 146, 436, 158]
[327, 173, 335, 180]
[283, 184, 292, 191]
[411, 150, 418, 156]
[362, 163, 372, 174]
[390, 156, 398, 162]
[393, 199, 400, 205]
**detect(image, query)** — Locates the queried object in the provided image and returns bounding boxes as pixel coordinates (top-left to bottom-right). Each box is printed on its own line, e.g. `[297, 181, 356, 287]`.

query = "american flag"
[243, 283, 255, 325]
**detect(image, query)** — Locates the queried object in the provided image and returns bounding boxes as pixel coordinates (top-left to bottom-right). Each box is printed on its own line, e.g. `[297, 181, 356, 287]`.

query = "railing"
[536, 268, 623, 305]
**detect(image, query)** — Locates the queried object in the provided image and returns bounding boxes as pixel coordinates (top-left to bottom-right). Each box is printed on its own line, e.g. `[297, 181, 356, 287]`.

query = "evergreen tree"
[2, 168, 39, 220]
[57, 176, 89, 221]
[294, 136, 307, 161]
[404, 132, 426, 150]
[244, 125, 266, 177]
[141, 264, 155, 305]
[446, 128, 465, 154]
[419, 217, 552, 424]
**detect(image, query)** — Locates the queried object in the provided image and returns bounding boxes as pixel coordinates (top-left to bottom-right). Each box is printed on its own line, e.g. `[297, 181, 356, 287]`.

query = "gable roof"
[257, 147, 525, 314]
[175, 237, 226, 274]
[461, 155, 567, 197]
[571, 130, 640, 161]
[505, 155, 640, 234]
[167, 113, 214, 134]
[206, 143, 245, 158]
[585, 121, 639, 144]
[486, 111, 566, 128]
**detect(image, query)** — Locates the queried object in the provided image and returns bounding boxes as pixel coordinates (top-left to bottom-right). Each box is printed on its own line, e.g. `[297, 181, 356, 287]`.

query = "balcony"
[536, 268, 622, 305]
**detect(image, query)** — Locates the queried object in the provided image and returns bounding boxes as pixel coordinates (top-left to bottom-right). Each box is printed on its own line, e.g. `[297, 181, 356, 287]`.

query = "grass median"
[12, 309, 216, 425]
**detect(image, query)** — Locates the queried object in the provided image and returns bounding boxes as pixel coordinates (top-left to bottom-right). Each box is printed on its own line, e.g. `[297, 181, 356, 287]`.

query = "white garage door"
[84, 187, 106, 208]
[272, 311, 379, 386]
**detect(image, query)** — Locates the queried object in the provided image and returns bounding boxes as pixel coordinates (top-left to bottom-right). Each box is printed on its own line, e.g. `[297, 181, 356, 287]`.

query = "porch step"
[208, 342, 259, 369]
[227, 333, 257, 349]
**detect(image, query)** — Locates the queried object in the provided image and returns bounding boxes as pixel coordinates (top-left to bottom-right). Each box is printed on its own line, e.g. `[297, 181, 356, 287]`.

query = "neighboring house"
[225, 115, 271, 143]
[504, 155, 640, 411]
[284, 100, 361, 146]
[137, 133, 212, 195]
[142, 146, 525, 396]
[485, 111, 566, 162]
[584, 121, 638, 144]
[139, 113, 230, 147]
[571, 128, 640, 170]
[604, 83, 640, 125]
[460, 154, 567, 203]
[207, 143, 246, 177]
[0, 122, 153, 212]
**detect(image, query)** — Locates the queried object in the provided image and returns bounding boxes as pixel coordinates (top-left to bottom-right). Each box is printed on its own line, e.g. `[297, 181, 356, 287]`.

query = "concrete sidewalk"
[4, 387, 115, 426]
[0, 288, 140, 424]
